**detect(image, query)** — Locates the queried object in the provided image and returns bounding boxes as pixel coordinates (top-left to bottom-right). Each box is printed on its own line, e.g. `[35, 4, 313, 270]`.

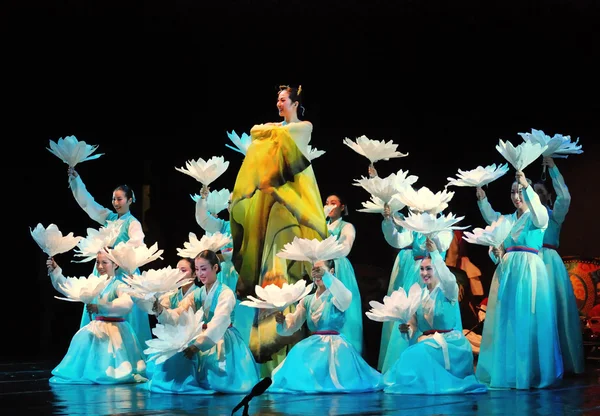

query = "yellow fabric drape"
[230, 123, 327, 364]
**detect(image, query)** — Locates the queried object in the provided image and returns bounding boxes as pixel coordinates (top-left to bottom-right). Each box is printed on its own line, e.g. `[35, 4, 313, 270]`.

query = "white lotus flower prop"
[203, 188, 231, 215]
[353, 170, 418, 204]
[496, 139, 547, 171]
[393, 212, 470, 237]
[176, 232, 232, 259]
[276, 235, 346, 263]
[446, 163, 509, 188]
[365, 283, 423, 323]
[54, 273, 111, 304]
[393, 186, 454, 214]
[225, 130, 252, 156]
[144, 307, 205, 365]
[30, 223, 82, 257]
[518, 129, 583, 158]
[47, 135, 104, 167]
[105, 242, 164, 275]
[462, 216, 512, 249]
[357, 195, 406, 214]
[121, 266, 191, 301]
[175, 156, 229, 187]
[343, 135, 409, 164]
[307, 145, 326, 161]
[240, 280, 314, 311]
[73, 220, 123, 262]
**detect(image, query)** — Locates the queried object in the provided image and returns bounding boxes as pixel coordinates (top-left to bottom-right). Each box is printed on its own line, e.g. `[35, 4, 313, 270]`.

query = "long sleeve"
[127, 220, 145, 247]
[193, 290, 235, 347]
[69, 175, 112, 225]
[477, 197, 501, 225]
[522, 185, 549, 229]
[336, 223, 356, 257]
[382, 217, 413, 249]
[158, 292, 197, 324]
[431, 250, 459, 302]
[549, 165, 571, 225]
[276, 300, 307, 336]
[322, 271, 353, 312]
[195, 197, 226, 234]
[97, 283, 134, 317]
[49, 266, 69, 297]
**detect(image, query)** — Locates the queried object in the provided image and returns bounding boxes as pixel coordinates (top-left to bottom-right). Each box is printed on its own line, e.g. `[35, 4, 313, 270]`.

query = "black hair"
[278, 85, 305, 116]
[114, 184, 136, 203]
[194, 250, 222, 287]
[326, 194, 349, 217]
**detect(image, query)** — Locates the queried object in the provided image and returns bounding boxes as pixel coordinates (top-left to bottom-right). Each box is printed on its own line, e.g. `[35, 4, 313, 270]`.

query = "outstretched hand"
[399, 323, 410, 334]
[542, 156, 556, 168]
[183, 345, 199, 359]
[383, 203, 391, 219]
[425, 238, 437, 253]
[515, 170, 529, 189]
[46, 257, 58, 273]
[368, 164, 378, 178]
[275, 312, 286, 324]
[475, 187, 486, 201]
[67, 167, 79, 179]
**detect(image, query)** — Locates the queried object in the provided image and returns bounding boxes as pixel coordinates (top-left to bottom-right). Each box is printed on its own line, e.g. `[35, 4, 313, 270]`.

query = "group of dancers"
[43, 85, 584, 397]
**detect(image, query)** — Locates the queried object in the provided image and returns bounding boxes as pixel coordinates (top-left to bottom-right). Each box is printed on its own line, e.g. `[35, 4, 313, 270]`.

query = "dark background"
[3, 0, 599, 367]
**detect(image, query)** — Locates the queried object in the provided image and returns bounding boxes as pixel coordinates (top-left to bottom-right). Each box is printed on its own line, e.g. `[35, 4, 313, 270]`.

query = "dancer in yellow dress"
[229, 85, 328, 374]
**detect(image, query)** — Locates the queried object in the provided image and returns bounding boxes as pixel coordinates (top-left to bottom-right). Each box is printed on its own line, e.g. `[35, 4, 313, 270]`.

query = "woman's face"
[312, 260, 326, 289]
[96, 251, 117, 277]
[325, 195, 344, 219]
[510, 183, 524, 210]
[277, 90, 296, 118]
[419, 257, 436, 286]
[112, 190, 131, 215]
[176, 259, 194, 283]
[195, 257, 218, 286]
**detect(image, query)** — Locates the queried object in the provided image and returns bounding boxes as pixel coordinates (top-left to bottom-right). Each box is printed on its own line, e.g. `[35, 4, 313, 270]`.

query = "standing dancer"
[229, 85, 328, 374]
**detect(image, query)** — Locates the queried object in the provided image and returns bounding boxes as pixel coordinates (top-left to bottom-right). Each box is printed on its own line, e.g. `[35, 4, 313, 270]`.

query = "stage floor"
[1, 361, 599, 416]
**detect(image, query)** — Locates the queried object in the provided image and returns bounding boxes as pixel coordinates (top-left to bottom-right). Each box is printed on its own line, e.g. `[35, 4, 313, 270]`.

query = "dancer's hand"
[542, 156, 555, 168]
[86, 304, 99, 314]
[152, 298, 164, 315]
[383, 203, 391, 219]
[46, 257, 57, 273]
[492, 245, 505, 259]
[515, 170, 529, 189]
[475, 187, 486, 201]
[67, 167, 79, 179]
[368, 164, 378, 178]
[399, 323, 410, 334]
[200, 185, 209, 199]
[183, 345, 199, 359]
[425, 238, 437, 253]
[275, 312, 285, 324]
[311, 265, 325, 280]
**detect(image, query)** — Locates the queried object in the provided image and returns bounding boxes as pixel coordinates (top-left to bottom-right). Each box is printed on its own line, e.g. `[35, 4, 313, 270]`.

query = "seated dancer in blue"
[47, 251, 147, 384]
[383, 238, 487, 395]
[143, 250, 259, 394]
[269, 260, 382, 394]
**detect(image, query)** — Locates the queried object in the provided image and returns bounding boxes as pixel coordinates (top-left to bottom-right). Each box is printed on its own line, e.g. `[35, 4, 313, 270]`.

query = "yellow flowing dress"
[230, 121, 327, 373]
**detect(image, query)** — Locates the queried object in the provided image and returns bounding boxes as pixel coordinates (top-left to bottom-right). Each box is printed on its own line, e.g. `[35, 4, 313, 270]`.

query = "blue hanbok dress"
[379, 217, 453, 374]
[269, 272, 382, 393]
[143, 281, 259, 394]
[69, 175, 152, 345]
[476, 185, 563, 389]
[195, 196, 253, 346]
[383, 251, 487, 394]
[49, 268, 147, 384]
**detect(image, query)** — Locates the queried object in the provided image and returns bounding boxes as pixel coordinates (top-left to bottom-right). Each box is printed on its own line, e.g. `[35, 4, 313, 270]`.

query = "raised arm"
[548, 162, 571, 224]
[430, 250, 459, 302]
[476, 187, 501, 225]
[96, 283, 134, 317]
[48, 263, 70, 297]
[195, 196, 226, 234]
[322, 271, 353, 312]
[68, 173, 112, 225]
[382, 214, 413, 249]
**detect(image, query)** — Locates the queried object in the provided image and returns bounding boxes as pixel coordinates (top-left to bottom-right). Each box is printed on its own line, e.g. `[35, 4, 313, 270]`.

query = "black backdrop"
[3, 0, 599, 366]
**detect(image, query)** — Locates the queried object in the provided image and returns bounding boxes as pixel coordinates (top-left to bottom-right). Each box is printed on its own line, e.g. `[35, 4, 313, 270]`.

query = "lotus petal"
[225, 131, 252, 156]
[446, 163, 509, 188]
[73, 220, 123, 262]
[176, 232, 232, 259]
[121, 266, 191, 300]
[30, 223, 83, 257]
[353, 170, 418, 204]
[357, 195, 406, 214]
[519, 128, 583, 158]
[203, 188, 230, 215]
[276, 235, 346, 263]
[240, 280, 314, 311]
[47, 135, 104, 167]
[496, 139, 547, 171]
[105, 242, 164, 275]
[343, 135, 409, 164]
[394, 186, 454, 214]
[307, 145, 326, 161]
[175, 156, 229, 186]
[462, 216, 513, 248]
[54, 273, 111, 304]
[144, 307, 205, 364]
[393, 211, 470, 237]
[365, 283, 423, 323]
